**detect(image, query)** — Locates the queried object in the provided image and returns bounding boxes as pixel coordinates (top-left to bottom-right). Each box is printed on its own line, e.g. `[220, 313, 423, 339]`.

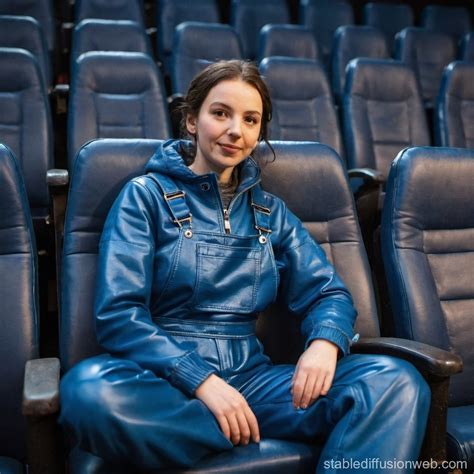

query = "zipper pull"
[223, 208, 231, 234]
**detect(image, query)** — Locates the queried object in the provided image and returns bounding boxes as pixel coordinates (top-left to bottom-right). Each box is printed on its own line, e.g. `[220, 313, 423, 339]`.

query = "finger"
[300, 373, 317, 409]
[244, 405, 260, 443]
[217, 414, 231, 441]
[235, 410, 251, 445]
[321, 369, 335, 396]
[292, 371, 308, 409]
[227, 413, 241, 446]
[310, 372, 326, 402]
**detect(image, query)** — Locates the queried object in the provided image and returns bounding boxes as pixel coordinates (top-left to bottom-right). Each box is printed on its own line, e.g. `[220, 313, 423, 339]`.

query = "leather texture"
[74, 0, 144, 25]
[435, 61, 474, 148]
[343, 58, 430, 177]
[67, 51, 171, 169]
[0, 15, 51, 88]
[230, 0, 289, 60]
[421, 5, 471, 40]
[363, 2, 414, 53]
[59, 139, 429, 472]
[460, 32, 474, 61]
[0, 47, 53, 220]
[447, 406, 474, 472]
[0, 0, 54, 51]
[156, 0, 219, 73]
[0, 144, 39, 464]
[71, 19, 152, 66]
[332, 25, 389, 102]
[171, 22, 242, 96]
[259, 58, 345, 159]
[299, 0, 354, 69]
[395, 27, 456, 107]
[257, 24, 319, 63]
[381, 146, 474, 469]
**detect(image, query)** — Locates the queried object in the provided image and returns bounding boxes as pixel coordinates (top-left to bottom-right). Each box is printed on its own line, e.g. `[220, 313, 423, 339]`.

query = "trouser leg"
[59, 354, 232, 470]
[233, 354, 431, 474]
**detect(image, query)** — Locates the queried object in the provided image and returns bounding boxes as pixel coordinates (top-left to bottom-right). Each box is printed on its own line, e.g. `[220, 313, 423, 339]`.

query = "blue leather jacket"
[95, 140, 357, 397]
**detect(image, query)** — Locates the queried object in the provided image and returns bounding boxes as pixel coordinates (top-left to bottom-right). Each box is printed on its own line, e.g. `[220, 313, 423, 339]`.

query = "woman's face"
[186, 78, 263, 181]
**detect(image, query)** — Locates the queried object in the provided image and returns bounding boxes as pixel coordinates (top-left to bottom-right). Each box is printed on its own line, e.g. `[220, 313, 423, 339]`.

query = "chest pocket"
[194, 243, 262, 313]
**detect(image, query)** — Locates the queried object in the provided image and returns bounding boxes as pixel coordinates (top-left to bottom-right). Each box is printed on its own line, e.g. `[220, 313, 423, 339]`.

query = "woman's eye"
[245, 116, 258, 125]
[213, 110, 227, 118]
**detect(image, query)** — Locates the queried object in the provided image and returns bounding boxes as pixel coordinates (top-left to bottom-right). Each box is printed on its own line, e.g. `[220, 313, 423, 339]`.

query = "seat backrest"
[436, 61, 474, 148]
[421, 5, 471, 41]
[395, 27, 457, 107]
[156, 0, 219, 72]
[381, 146, 474, 407]
[459, 32, 474, 61]
[60, 139, 379, 370]
[0, 0, 55, 51]
[0, 15, 51, 88]
[230, 0, 290, 60]
[332, 25, 389, 103]
[0, 144, 38, 461]
[258, 141, 380, 362]
[363, 2, 413, 53]
[299, 0, 354, 68]
[67, 52, 171, 170]
[343, 58, 430, 176]
[0, 48, 53, 219]
[71, 19, 152, 66]
[171, 22, 242, 95]
[74, 0, 144, 25]
[258, 24, 319, 63]
[259, 57, 344, 158]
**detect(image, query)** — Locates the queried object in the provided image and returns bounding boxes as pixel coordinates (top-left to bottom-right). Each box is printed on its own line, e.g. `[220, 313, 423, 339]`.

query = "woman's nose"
[227, 118, 242, 137]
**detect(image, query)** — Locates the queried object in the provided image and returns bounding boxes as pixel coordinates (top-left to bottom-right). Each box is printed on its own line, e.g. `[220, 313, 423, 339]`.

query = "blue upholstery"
[71, 19, 152, 66]
[395, 27, 457, 108]
[171, 22, 242, 96]
[332, 25, 389, 103]
[343, 58, 430, 177]
[0, 457, 24, 474]
[230, 0, 290, 60]
[0, 0, 54, 51]
[381, 146, 474, 471]
[460, 32, 474, 61]
[0, 144, 39, 466]
[156, 0, 219, 73]
[257, 24, 319, 63]
[67, 52, 171, 169]
[421, 5, 471, 41]
[74, 0, 144, 25]
[60, 138, 380, 472]
[0, 15, 51, 88]
[259, 57, 344, 159]
[363, 2, 414, 53]
[299, 0, 354, 69]
[0, 48, 53, 221]
[435, 61, 474, 148]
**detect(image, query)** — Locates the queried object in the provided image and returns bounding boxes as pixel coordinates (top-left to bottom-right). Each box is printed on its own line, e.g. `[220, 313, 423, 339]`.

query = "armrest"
[348, 167, 386, 185]
[22, 358, 60, 417]
[352, 337, 463, 378]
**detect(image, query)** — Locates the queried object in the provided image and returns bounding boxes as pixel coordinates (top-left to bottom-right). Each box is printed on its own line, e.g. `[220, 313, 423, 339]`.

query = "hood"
[145, 139, 261, 189]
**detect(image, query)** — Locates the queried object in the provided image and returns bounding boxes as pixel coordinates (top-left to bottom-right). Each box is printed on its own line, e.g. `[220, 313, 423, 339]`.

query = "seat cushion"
[447, 405, 474, 471]
[69, 439, 320, 473]
[0, 456, 24, 474]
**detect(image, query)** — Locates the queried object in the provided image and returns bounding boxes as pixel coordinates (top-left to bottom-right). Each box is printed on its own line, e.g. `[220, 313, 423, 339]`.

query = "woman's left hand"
[291, 339, 339, 410]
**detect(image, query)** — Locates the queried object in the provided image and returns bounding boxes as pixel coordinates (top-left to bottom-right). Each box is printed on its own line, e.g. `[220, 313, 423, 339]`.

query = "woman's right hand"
[195, 373, 260, 446]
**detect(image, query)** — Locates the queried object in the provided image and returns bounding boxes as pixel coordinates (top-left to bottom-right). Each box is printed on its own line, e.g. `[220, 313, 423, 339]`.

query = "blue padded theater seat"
[381, 146, 474, 472]
[0, 144, 39, 472]
[436, 61, 474, 148]
[421, 5, 471, 41]
[67, 52, 171, 170]
[460, 32, 474, 62]
[74, 0, 144, 25]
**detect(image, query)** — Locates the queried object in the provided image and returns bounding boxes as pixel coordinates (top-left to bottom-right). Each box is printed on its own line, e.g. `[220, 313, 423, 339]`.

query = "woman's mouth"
[218, 143, 242, 154]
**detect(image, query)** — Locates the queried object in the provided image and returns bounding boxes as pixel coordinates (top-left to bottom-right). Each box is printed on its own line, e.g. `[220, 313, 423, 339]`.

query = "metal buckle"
[251, 203, 271, 215]
[255, 225, 272, 234]
[173, 214, 192, 228]
[164, 191, 185, 201]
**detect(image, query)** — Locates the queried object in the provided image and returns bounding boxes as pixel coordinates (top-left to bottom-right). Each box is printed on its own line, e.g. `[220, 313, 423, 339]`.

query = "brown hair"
[179, 60, 274, 162]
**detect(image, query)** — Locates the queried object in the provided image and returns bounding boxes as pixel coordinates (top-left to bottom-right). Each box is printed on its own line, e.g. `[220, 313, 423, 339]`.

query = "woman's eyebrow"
[209, 101, 262, 116]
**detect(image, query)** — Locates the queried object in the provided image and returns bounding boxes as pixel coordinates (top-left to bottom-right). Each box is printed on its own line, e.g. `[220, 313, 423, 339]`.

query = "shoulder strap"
[250, 185, 272, 235]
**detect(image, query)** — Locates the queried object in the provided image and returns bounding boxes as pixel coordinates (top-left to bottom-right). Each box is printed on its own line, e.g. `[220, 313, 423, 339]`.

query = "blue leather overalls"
[59, 141, 430, 472]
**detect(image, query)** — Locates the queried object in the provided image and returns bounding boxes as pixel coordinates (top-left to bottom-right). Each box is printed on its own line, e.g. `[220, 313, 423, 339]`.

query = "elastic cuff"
[170, 352, 216, 396]
[306, 325, 352, 356]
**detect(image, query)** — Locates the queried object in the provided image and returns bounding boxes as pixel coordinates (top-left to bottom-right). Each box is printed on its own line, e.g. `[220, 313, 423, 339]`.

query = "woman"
[60, 60, 430, 472]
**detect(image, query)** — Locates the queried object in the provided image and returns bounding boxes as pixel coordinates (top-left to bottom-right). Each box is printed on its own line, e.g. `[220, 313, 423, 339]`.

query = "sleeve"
[94, 179, 216, 396]
[273, 201, 357, 356]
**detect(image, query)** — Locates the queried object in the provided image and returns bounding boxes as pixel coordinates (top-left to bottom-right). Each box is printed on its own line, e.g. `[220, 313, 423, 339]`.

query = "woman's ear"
[186, 114, 197, 135]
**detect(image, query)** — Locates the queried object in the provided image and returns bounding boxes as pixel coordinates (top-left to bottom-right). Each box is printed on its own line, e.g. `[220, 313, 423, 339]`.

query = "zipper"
[223, 208, 231, 234]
